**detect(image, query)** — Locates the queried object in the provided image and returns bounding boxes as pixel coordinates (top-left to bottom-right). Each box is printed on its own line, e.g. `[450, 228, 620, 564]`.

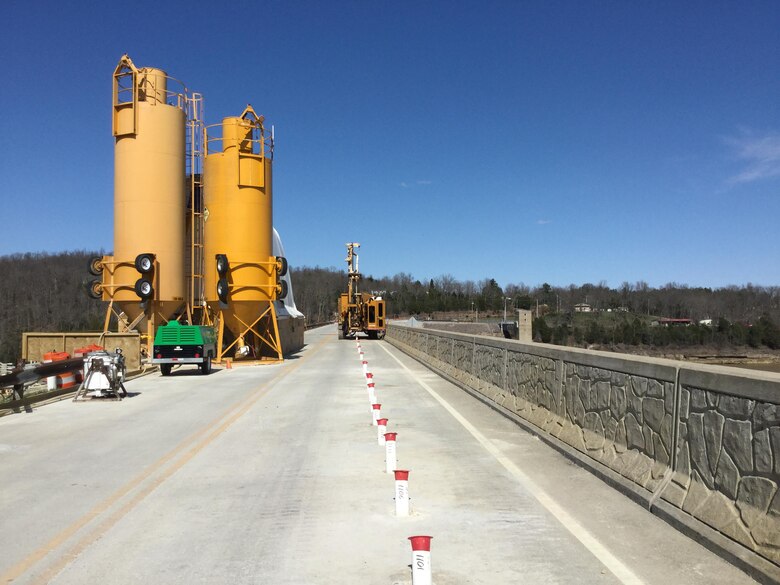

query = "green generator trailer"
[151, 321, 217, 375]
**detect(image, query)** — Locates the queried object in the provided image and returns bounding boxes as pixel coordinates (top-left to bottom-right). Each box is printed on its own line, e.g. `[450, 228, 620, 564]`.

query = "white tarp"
[273, 228, 305, 319]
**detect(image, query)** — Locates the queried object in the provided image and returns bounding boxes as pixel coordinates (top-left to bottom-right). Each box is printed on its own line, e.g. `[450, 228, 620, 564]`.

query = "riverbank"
[590, 344, 780, 373]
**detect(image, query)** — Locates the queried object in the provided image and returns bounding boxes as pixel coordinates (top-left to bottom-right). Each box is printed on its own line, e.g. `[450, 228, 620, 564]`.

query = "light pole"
[503, 297, 512, 322]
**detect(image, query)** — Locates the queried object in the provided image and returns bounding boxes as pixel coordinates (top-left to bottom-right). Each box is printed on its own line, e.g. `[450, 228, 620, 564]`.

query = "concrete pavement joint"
[379, 341, 647, 585]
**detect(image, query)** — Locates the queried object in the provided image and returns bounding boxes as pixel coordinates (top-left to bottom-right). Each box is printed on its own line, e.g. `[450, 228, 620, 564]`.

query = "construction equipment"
[337, 243, 386, 340]
[151, 321, 217, 375]
[203, 106, 287, 362]
[73, 349, 128, 401]
[82, 55, 304, 370]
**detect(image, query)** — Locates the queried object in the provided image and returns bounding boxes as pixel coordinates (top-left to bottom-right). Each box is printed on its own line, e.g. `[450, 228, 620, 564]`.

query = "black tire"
[86, 279, 102, 300]
[368, 330, 378, 340]
[337, 323, 345, 339]
[277, 279, 288, 300]
[200, 355, 212, 375]
[217, 278, 230, 302]
[88, 256, 103, 276]
[216, 254, 229, 276]
[134, 278, 154, 300]
[135, 253, 155, 274]
[160, 364, 172, 376]
[276, 256, 288, 277]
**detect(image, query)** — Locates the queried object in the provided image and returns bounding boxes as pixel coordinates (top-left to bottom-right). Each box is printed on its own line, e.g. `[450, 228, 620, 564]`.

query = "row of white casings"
[356, 338, 432, 585]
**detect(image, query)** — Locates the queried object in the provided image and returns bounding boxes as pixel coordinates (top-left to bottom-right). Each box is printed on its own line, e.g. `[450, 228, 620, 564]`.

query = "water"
[728, 362, 780, 374]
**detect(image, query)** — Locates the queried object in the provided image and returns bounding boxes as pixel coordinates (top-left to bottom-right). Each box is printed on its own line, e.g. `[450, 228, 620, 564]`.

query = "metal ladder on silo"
[186, 93, 206, 324]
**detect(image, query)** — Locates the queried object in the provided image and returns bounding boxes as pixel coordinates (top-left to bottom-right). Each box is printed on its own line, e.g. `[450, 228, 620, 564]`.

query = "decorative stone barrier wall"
[386, 323, 780, 583]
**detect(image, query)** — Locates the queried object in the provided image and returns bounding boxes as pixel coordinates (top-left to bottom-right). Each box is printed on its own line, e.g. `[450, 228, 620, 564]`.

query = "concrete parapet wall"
[386, 323, 780, 583]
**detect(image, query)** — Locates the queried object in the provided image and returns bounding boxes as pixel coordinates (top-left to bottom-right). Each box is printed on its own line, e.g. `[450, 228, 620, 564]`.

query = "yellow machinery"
[86, 55, 291, 363]
[337, 243, 386, 340]
[87, 55, 190, 359]
[203, 106, 287, 361]
[87, 55, 204, 359]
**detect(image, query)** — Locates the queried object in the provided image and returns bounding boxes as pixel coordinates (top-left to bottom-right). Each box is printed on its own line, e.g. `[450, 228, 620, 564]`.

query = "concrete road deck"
[0, 325, 760, 584]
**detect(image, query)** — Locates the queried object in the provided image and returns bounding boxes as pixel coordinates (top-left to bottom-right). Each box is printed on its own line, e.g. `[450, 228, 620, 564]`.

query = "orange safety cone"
[226, 358, 232, 369]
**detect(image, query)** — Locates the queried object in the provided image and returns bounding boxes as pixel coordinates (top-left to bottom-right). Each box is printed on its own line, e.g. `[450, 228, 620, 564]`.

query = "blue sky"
[1, 1, 778, 289]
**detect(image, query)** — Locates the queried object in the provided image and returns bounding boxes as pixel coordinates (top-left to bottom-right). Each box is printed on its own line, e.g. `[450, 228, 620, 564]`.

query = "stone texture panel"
[665, 384, 780, 566]
[386, 324, 780, 570]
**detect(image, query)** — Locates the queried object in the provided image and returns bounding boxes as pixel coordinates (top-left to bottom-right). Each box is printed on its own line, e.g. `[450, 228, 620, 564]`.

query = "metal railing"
[204, 117, 273, 159]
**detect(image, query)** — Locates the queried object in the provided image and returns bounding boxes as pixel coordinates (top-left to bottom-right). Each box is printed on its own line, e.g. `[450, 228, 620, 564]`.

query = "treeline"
[533, 315, 780, 350]
[0, 251, 106, 363]
[0, 253, 778, 362]
[290, 267, 780, 351]
[290, 268, 780, 326]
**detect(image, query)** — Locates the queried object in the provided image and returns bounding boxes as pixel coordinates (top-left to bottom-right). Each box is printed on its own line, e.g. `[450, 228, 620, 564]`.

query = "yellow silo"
[93, 55, 188, 349]
[203, 106, 286, 361]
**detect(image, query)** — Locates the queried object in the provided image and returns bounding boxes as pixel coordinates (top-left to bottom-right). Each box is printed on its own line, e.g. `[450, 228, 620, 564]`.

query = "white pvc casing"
[411, 550, 431, 585]
[395, 479, 409, 516]
[385, 439, 397, 474]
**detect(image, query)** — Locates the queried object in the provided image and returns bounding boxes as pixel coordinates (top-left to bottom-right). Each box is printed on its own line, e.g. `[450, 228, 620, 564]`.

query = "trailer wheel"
[86, 279, 103, 300]
[88, 256, 103, 276]
[276, 256, 288, 277]
[216, 254, 229, 276]
[200, 355, 212, 375]
[160, 364, 172, 376]
[135, 278, 154, 300]
[338, 323, 345, 339]
[217, 278, 230, 303]
[135, 253, 155, 274]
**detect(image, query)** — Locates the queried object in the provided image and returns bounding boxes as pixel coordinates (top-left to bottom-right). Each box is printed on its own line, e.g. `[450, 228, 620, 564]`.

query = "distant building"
[657, 318, 693, 327]
[574, 303, 592, 313]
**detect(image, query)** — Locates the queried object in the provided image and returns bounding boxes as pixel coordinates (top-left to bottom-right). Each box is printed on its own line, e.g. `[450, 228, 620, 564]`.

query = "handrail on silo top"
[204, 105, 273, 159]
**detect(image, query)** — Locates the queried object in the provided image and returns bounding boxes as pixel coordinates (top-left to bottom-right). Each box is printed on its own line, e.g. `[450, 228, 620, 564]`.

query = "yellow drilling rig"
[337, 243, 386, 339]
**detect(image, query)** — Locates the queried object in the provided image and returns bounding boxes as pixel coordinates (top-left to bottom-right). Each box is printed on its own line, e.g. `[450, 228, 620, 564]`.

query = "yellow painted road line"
[380, 343, 646, 585]
[3, 336, 329, 585]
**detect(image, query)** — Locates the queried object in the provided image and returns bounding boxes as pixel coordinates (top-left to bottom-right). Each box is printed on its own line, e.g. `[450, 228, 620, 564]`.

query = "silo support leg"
[268, 303, 282, 360]
[103, 300, 114, 332]
[222, 305, 283, 361]
[216, 316, 226, 363]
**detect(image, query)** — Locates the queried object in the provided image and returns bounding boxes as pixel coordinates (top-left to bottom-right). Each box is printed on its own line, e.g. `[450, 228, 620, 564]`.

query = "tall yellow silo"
[203, 106, 286, 361]
[93, 55, 188, 352]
